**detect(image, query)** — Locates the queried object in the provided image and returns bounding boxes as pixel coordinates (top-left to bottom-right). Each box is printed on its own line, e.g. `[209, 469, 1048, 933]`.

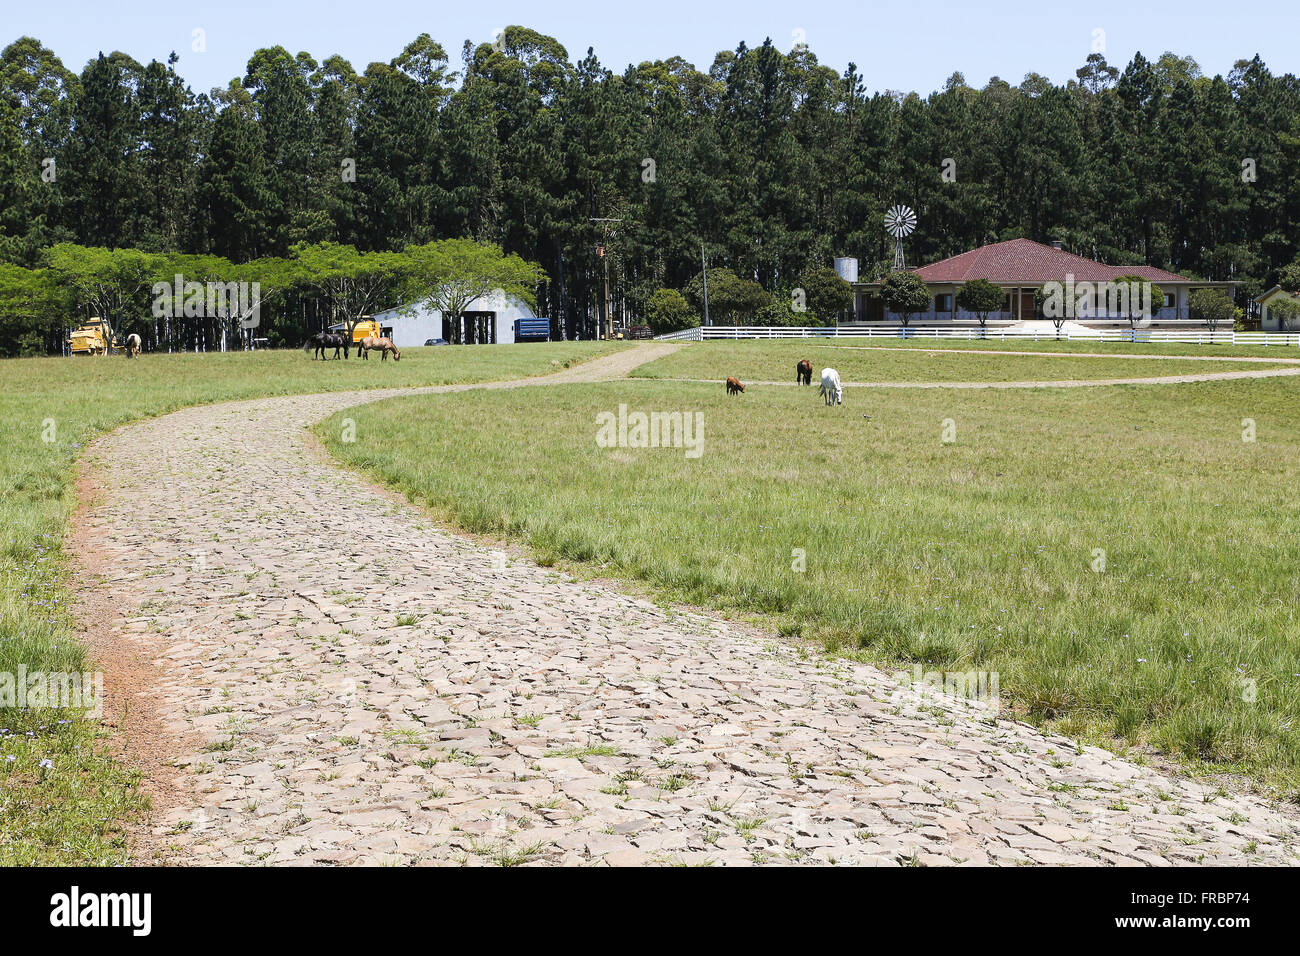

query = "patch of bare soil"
[68, 468, 197, 863]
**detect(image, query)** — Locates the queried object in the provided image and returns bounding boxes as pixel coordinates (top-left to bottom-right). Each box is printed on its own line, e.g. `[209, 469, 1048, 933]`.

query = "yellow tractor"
[328, 316, 394, 345]
[67, 317, 123, 356]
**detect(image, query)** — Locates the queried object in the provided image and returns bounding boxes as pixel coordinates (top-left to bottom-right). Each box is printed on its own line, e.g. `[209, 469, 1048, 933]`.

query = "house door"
[1018, 290, 1035, 320]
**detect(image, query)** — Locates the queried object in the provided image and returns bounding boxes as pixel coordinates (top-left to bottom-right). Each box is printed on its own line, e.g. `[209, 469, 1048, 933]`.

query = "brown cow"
[796, 358, 813, 385]
[725, 377, 745, 395]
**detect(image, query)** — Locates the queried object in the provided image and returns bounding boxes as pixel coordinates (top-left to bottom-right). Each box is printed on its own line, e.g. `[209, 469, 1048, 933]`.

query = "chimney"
[1050, 240, 1063, 250]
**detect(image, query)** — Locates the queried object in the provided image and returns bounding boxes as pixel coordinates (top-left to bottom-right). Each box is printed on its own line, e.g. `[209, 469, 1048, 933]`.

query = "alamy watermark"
[1040, 273, 1154, 326]
[0, 666, 103, 718]
[890, 664, 1000, 710]
[595, 404, 704, 458]
[151, 274, 261, 329]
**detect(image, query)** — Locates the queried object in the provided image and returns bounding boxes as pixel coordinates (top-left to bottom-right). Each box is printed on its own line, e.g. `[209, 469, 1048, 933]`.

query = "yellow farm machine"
[328, 316, 394, 344]
[66, 317, 123, 356]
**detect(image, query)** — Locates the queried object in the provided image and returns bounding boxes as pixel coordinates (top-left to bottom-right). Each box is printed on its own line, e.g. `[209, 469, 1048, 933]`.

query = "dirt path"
[660, 365, 1300, 389]
[809, 344, 1300, 363]
[74, 344, 1299, 866]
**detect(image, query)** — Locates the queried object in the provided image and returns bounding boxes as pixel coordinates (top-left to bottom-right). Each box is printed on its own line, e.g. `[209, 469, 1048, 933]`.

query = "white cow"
[819, 367, 843, 406]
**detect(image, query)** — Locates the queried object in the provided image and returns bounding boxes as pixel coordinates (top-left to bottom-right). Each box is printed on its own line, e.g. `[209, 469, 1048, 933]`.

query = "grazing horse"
[357, 336, 401, 361]
[304, 332, 349, 360]
[819, 368, 843, 406]
[125, 333, 141, 358]
[725, 376, 745, 395]
[796, 358, 813, 385]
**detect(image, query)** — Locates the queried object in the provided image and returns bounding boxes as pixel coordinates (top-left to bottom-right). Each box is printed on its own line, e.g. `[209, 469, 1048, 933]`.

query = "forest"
[1, 25, 1298, 352]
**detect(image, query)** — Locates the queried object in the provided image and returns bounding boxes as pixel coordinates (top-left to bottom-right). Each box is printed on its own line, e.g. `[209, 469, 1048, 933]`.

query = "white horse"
[125, 333, 141, 358]
[819, 367, 843, 406]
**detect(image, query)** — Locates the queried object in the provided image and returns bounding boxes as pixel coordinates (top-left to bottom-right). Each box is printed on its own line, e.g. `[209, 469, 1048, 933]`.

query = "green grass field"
[631, 341, 1292, 383]
[322, 351, 1300, 794]
[0, 341, 621, 864]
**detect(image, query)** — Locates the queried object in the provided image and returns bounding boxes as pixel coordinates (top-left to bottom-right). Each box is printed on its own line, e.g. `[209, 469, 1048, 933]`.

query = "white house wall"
[372, 292, 538, 347]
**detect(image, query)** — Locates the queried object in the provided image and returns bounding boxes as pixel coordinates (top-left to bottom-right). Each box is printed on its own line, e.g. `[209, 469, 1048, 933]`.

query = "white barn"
[374, 290, 540, 346]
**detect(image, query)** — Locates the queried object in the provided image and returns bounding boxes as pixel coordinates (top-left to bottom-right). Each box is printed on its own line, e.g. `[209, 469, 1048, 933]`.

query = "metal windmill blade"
[884, 205, 917, 238]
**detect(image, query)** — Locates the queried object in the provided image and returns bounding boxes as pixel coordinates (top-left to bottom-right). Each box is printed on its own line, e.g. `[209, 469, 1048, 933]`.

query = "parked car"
[423, 338, 448, 346]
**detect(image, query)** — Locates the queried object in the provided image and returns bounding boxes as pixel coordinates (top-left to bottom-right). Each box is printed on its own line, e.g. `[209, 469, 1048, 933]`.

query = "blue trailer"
[514, 317, 551, 342]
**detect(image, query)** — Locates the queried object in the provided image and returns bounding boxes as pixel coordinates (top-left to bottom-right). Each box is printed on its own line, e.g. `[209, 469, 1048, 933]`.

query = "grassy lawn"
[0, 341, 621, 864]
[321, 368, 1300, 794]
[632, 341, 1295, 383]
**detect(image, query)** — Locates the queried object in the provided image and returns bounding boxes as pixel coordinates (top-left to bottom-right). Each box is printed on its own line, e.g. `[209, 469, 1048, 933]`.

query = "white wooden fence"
[655, 326, 1300, 346]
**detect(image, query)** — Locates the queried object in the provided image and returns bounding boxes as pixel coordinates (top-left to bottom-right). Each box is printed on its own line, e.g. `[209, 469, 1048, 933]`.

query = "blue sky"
[6, 0, 1297, 95]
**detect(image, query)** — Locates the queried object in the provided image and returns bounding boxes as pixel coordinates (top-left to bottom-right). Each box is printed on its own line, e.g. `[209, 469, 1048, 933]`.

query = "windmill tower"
[884, 204, 917, 271]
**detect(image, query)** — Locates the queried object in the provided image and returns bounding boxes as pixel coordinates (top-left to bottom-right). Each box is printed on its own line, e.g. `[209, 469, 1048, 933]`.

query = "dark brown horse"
[304, 332, 349, 360]
[796, 358, 813, 385]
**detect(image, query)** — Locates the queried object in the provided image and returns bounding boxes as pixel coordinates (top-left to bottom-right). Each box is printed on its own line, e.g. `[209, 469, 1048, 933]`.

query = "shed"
[373, 291, 541, 346]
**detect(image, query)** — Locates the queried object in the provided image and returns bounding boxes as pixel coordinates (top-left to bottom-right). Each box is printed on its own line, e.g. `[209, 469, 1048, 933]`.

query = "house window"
[1003, 293, 1013, 313]
[934, 293, 953, 313]
[1162, 292, 1175, 310]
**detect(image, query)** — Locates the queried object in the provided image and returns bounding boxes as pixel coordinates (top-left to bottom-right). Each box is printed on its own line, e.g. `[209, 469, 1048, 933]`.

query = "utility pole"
[701, 242, 710, 327]
[591, 217, 623, 339]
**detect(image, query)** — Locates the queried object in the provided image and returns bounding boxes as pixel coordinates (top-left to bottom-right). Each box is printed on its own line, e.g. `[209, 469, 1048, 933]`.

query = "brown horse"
[796, 358, 813, 385]
[725, 376, 745, 395]
[358, 336, 401, 361]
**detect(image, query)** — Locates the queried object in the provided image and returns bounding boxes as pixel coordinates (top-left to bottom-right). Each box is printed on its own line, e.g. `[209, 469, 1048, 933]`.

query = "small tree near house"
[1188, 288, 1236, 332]
[1112, 274, 1164, 331]
[879, 271, 930, 327]
[956, 278, 1004, 337]
[1269, 296, 1300, 332]
[797, 266, 855, 325]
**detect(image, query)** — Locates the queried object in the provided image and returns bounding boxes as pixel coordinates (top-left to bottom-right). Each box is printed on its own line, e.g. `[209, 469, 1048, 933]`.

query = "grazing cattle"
[358, 336, 401, 361]
[725, 376, 746, 395]
[796, 358, 813, 386]
[304, 332, 349, 360]
[819, 367, 843, 406]
[125, 333, 141, 358]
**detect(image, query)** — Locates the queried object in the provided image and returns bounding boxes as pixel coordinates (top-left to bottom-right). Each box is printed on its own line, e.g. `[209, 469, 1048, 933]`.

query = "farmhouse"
[1254, 286, 1300, 331]
[371, 291, 542, 347]
[850, 239, 1234, 326]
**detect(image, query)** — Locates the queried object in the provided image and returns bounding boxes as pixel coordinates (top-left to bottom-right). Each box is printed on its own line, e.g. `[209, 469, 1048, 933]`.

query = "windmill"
[884, 204, 917, 271]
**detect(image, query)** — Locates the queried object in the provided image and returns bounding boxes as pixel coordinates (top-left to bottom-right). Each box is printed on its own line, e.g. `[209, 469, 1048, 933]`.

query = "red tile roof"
[900, 238, 1194, 285]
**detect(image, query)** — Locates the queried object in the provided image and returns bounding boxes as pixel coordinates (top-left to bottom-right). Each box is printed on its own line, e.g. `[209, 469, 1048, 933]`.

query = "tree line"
[0, 239, 542, 354]
[2, 27, 1299, 353]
